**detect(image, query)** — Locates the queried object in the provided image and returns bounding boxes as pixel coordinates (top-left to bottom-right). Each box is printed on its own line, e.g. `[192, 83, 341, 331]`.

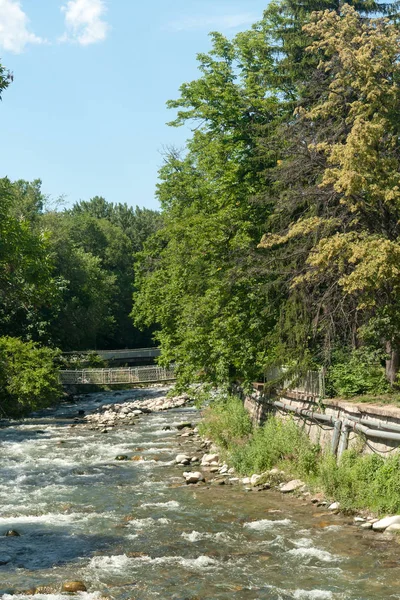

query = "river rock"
[175, 454, 191, 464]
[360, 522, 373, 529]
[372, 515, 400, 531]
[183, 471, 205, 484]
[5, 529, 20, 536]
[177, 422, 192, 430]
[328, 502, 340, 510]
[385, 523, 400, 533]
[84, 394, 190, 426]
[33, 585, 59, 594]
[201, 453, 219, 466]
[250, 474, 263, 486]
[279, 479, 304, 493]
[61, 581, 87, 592]
[115, 455, 129, 461]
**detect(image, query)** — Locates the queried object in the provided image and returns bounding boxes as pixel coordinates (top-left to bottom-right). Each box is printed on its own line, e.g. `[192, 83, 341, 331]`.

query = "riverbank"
[198, 393, 400, 521]
[2, 388, 400, 599]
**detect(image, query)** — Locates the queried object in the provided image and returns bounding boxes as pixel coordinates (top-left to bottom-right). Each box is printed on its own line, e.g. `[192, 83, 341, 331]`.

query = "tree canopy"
[134, 1, 400, 394]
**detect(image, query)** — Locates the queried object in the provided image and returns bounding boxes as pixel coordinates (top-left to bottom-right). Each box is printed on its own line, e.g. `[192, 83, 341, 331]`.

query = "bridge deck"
[62, 348, 160, 361]
[60, 365, 175, 386]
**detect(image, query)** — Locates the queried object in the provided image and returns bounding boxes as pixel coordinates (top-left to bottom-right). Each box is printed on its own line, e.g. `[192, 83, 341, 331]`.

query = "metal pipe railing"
[270, 401, 400, 456]
[346, 414, 400, 435]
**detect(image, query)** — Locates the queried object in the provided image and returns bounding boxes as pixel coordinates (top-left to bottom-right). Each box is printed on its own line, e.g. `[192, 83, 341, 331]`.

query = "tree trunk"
[385, 341, 399, 386]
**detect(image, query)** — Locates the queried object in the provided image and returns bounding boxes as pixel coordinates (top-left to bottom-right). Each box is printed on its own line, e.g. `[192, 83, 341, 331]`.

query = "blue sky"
[0, 1, 269, 210]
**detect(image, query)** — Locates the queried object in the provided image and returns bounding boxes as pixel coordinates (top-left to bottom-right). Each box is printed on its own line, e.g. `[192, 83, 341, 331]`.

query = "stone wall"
[241, 384, 400, 457]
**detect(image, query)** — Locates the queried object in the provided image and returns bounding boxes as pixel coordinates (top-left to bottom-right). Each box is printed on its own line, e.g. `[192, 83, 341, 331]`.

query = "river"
[1, 388, 400, 599]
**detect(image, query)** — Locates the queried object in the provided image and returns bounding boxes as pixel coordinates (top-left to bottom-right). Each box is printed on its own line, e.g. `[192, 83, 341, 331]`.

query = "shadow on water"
[0, 524, 124, 571]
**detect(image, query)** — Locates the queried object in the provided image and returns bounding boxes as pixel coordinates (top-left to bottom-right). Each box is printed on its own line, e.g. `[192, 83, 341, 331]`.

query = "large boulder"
[372, 515, 400, 531]
[279, 479, 304, 493]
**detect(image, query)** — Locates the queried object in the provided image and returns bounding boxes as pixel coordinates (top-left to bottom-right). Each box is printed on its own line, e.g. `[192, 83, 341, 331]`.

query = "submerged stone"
[5, 529, 20, 537]
[61, 581, 87, 592]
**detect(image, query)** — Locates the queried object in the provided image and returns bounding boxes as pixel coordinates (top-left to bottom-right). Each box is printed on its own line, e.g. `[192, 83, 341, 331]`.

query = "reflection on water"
[0, 387, 400, 599]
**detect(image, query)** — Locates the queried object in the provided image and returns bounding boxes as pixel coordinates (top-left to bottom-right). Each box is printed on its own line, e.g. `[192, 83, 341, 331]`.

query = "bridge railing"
[62, 348, 161, 361]
[60, 365, 175, 386]
[264, 367, 325, 399]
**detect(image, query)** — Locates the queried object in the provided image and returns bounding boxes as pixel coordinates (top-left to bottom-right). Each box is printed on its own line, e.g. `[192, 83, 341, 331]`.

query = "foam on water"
[142, 500, 180, 509]
[288, 546, 340, 563]
[244, 518, 292, 531]
[89, 553, 219, 572]
[0, 511, 117, 526]
[293, 590, 333, 599]
[292, 538, 314, 548]
[181, 530, 232, 543]
[3, 595, 104, 600]
[127, 517, 170, 529]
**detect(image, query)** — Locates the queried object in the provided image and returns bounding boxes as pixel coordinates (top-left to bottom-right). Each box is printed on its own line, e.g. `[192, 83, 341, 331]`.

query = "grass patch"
[333, 394, 400, 406]
[201, 393, 400, 514]
[198, 394, 253, 450]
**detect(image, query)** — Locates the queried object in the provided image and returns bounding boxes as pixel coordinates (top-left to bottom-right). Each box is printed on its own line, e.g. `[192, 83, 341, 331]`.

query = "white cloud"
[167, 13, 258, 32]
[61, 0, 109, 46]
[0, 0, 43, 53]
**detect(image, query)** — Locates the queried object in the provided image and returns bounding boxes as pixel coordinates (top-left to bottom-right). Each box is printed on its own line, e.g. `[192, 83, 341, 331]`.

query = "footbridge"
[62, 348, 160, 361]
[60, 365, 175, 387]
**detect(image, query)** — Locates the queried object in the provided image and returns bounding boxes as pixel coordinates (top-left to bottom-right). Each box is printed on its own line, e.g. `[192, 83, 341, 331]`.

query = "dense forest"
[133, 0, 400, 397]
[1, 0, 400, 415]
[0, 66, 161, 413]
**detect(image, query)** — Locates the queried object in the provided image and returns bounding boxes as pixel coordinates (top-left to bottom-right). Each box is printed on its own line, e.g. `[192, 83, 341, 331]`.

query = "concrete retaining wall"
[241, 384, 400, 456]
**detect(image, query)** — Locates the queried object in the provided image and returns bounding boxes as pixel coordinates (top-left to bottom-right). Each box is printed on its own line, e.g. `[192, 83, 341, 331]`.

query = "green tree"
[0, 179, 61, 342]
[0, 58, 11, 99]
[133, 28, 278, 386]
[42, 197, 162, 350]
[0, 337, 61, 417]
[259, 5, 400, 382]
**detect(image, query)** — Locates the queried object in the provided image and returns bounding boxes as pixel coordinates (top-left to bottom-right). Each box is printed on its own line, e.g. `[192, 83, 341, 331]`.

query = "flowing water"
[1, 388, 400, 599]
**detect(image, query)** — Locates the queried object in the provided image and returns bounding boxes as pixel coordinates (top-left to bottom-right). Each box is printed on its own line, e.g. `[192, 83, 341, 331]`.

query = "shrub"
[199, 394, 253, 450]
[327, 349, 389, 398]
[318, 450, 400, 513]
[231, 415, 320, 476]
[201, 392, 400, 514]
[0, 336, 61, 417]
